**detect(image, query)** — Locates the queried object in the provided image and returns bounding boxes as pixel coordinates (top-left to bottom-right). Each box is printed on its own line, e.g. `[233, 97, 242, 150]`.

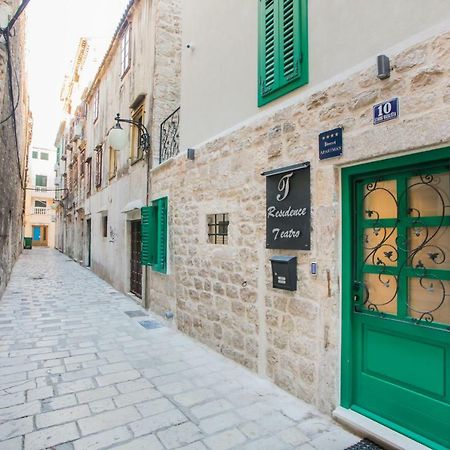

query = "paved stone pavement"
[0, 249, 360, 450]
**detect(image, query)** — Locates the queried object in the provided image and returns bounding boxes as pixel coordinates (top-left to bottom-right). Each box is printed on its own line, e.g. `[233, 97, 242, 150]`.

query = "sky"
[26, 0, 130, 149]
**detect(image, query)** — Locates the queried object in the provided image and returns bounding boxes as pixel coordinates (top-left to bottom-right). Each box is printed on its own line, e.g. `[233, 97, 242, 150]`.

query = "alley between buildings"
[0, 249, 360, 450]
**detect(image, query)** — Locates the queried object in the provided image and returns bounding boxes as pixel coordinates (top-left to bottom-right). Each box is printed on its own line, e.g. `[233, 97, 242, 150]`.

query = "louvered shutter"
[259, 0, 280, 97]
[153, 197, 168, 274]
[258, 0, 308, 106]
[141, 205, 157, 266]
[279, 0, 301, 85]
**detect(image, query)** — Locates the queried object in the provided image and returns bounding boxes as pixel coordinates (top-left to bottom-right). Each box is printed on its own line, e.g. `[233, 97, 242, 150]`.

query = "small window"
[130, 103, 144, 161]
[79, 148, 85, 177]
[95, 146, 103, 188]
[35, 175, 48, 187]
[32, 151, 38, 159]
[207, 213, 229, 244]
[102, 216, 108, 238]
[40, 152, 49, 160]
[93, 90, 99, 122]
[120, 26, 131, 77]
[34, 200, 47, 208]
[86, 158, 92, 196]
[109, 146, 117, 179]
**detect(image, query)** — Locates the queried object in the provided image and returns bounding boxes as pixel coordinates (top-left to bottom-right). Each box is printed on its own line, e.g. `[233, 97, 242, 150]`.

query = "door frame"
[124, 209, 144, 301]
[129, 219, 143, 298]
[341, 146, 450, 448]
[86, 218, 91, 267]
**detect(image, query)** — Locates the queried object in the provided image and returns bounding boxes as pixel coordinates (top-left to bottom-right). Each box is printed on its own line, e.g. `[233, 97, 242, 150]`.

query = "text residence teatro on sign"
[267, 206, 307, 218]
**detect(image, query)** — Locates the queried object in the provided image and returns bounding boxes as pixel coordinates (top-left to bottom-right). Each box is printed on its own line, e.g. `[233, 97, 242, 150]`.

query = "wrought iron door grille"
[354, 167, 450, 329]
[130, 220, 142, 298]
[159, 107, 180, 164]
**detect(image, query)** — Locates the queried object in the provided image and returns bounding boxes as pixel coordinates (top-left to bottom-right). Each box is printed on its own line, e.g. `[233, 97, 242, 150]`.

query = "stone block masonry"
[0, 0, 31, 298]
[149, 30, 450, 414]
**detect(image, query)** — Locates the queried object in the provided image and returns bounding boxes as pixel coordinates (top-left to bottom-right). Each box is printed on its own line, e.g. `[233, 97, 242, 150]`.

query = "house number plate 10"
[373, 97, 399, 125]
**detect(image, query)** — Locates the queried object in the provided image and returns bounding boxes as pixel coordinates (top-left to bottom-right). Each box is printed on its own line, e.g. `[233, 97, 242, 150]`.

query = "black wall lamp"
[108, 113, 150, 153]
[187, 148, 195, 160]
[377, 55, 391, 80]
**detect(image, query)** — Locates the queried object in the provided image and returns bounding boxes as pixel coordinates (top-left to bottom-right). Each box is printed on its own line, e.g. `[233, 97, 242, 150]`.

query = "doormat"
[138, 320, 163, 329]
[124, 310, 148, 317]
[345, 439, 384, 450]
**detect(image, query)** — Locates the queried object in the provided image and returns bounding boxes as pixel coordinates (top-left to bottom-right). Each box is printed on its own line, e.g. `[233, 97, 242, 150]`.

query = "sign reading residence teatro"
[262, 162, 311, 250]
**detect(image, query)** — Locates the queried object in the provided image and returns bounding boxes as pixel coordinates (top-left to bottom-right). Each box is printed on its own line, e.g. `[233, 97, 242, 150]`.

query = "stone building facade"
[0, 0, 31, 297]
[148, 3, 450, 449]
[55, 0, 182, 297]
[57, 0, 450, 447]
[23, 147, 57, 248]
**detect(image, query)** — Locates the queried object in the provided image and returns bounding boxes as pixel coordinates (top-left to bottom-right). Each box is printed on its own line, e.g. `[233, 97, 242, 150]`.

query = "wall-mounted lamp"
[187, 148, 195, 160]
[377, 55, 391, 80]
[108, 113, 150, 153]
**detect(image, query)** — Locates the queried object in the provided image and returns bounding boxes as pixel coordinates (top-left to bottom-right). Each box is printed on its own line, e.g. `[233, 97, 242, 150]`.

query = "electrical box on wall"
[270, 256, 297, 291]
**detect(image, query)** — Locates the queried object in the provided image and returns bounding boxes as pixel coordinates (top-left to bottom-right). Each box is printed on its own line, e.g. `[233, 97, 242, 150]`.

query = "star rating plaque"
[319, 127, 343, 160]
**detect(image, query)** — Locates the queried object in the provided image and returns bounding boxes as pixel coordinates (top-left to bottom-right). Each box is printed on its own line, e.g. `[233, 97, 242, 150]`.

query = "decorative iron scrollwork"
[359, 173, 450, 325]
[159, 107, 180, 164]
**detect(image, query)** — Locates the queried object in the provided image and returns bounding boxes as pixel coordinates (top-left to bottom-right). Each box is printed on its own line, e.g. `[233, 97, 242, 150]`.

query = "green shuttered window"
[141, 197, 168, 274]
[258, 0, 308, 106]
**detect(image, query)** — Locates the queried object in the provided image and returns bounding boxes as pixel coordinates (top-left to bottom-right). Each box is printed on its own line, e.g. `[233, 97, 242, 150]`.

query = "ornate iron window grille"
[159, 107, 180, 164]
[357, 172, 450, 326]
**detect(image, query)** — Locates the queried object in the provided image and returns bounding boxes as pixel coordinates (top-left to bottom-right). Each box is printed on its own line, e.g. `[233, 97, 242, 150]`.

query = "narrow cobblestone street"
[0, 249, 359, 450]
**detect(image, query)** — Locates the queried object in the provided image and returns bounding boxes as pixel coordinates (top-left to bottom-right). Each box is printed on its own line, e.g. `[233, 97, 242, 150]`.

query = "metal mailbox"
[270, 256, 297, 291]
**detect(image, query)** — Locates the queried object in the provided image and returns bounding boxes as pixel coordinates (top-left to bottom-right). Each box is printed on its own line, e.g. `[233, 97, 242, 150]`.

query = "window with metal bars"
[207, 214, 229, 245]
[258, 0, 308, 106]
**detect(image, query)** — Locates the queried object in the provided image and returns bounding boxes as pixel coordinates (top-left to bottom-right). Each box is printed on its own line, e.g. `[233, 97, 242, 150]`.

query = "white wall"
[81, 0, 154, 292]
[180, 0, 450, 149]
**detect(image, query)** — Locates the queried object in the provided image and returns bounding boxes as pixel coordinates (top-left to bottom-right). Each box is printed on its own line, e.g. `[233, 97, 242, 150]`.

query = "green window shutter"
[153, 197, 168, 274]
[141, 205, 157, 266]
[258, 0, 308, 106]
[259, 0, 281, 98]
[280, 0, 300, 85]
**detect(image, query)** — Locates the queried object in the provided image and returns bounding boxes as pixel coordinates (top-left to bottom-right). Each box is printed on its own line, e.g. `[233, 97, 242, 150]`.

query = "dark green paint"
[258, 0, 308, 106]
[141, 197, 168, 274]
[341, 147, 450, 450]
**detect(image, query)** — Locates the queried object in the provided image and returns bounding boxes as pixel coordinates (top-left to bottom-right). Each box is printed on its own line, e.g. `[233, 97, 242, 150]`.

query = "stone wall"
[0, 0, 30, 297]
[150, 30, 450, 413]
[147, 0, 181, 314]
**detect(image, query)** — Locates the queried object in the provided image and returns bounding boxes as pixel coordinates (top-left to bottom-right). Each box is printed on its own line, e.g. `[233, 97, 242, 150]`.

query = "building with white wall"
[56, 1, 450, 448]
[147, 2, 450, 449]
[24, 147, 56, 247]
[55, 0, 181, 297]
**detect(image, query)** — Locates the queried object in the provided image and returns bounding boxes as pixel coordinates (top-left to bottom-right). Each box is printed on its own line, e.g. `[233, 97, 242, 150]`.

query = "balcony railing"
[159, 107, 180, 164]
[33, 207, 48, 215]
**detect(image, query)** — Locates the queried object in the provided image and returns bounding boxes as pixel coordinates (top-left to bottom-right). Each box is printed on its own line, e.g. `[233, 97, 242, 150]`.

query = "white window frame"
[120, 26, 131, 77]
[93, 89, 99, 122]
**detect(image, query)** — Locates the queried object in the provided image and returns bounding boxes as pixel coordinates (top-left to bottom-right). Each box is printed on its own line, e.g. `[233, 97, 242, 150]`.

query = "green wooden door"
[342, 149, 450, 450]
